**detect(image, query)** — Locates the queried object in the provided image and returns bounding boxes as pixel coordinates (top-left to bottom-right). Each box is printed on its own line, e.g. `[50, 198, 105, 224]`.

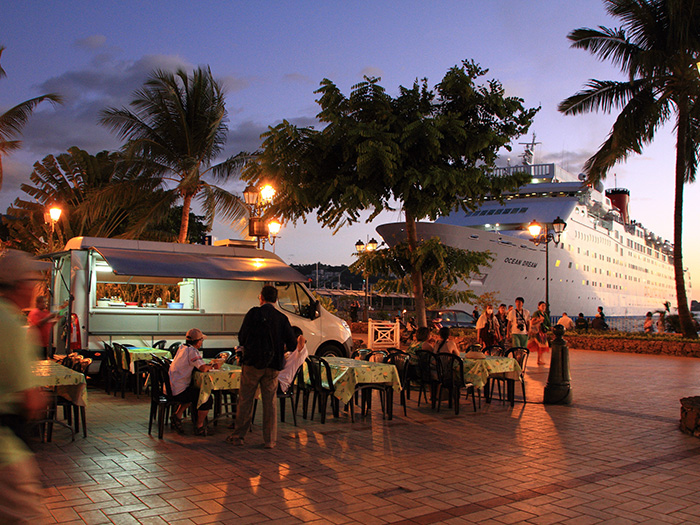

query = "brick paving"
[34, 349, 700, 524]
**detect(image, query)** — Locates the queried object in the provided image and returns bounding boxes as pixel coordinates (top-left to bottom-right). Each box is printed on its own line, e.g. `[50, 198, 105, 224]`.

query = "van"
[47, 237, 353, 358]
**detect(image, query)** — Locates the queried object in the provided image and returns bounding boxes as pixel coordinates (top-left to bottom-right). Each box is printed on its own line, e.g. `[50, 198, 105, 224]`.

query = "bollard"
[543, 324, 573, 404]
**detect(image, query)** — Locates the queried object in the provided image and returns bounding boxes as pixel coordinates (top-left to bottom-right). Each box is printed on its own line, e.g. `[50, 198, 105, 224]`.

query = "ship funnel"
[606, 188, 630, 224]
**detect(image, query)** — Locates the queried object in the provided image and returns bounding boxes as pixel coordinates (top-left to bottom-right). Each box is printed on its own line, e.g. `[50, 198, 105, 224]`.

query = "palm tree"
[3, 147, 173, 253]
[100, 66, 247, 243]
[559, 0, 700, 339]
[0, 45, 62, 189]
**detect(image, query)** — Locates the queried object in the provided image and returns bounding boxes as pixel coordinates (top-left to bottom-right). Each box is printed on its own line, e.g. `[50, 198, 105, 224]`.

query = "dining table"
[460, 354, 522, 406]
[322, 357, 402, 419]
[31, 359, 88, 439]
[193, 363, 243, 410]
[121, 347, 172, 373]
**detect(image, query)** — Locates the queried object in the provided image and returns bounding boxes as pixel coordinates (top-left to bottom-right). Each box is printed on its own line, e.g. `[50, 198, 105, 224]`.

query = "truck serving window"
[276, 283, 314, 318]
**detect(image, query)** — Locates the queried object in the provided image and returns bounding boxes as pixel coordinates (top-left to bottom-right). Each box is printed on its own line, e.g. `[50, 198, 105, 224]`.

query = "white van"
[48, 237, 352, 358]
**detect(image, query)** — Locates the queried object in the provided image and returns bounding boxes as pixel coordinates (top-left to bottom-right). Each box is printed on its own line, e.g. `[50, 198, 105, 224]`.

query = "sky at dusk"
[2, 1, 699, 301]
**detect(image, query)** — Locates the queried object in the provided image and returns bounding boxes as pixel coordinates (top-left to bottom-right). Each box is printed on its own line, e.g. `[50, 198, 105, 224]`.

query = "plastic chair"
[350, 349, 371, 360]
[415, 350, 437, 407]
[168, 342, 182, 358]
[483, 345, 506, 356]
[147, 360, 179, 439]
[152, 340, 167, 349]
[306, 356, 339, 424]
[387, 352, 411, 416]
[366, 350, 389, 362]
[434, 352, 477, 414]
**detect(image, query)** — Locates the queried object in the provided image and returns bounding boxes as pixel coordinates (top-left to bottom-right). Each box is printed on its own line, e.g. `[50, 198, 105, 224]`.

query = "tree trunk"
[406, 213, 428, 328]
[674, 99, 697, 339]
[178, 193, 192, 243]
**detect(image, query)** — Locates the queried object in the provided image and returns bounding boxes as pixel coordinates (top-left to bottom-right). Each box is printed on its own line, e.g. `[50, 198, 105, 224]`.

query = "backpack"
[242, 307, 276, 369]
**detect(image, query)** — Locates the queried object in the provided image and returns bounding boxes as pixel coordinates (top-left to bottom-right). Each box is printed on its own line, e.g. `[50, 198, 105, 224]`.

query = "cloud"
[220, 75, 253, 92]
[74, 34, 107, 50]
[283, 73, 313, 85]
[360, 66, 383, 80]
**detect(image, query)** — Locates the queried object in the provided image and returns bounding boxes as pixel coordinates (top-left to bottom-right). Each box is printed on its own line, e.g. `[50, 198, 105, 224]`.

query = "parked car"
[428, 309, 476, 329]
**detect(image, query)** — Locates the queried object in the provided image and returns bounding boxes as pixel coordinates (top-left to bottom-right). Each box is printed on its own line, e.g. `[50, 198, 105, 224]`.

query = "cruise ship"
[376, 153, 684, 318]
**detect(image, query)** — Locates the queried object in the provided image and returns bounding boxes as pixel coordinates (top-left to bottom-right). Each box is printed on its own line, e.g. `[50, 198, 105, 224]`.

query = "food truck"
[47, 236, 353, 358]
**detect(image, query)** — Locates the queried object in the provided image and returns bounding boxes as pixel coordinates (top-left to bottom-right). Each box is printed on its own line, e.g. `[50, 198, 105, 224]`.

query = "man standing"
[27, 296, 60, 359]
[495, 304, 509, 346]
[227, 285, 297, 449]
[0, 250, 49, 522]
[507, 296, 530, 348]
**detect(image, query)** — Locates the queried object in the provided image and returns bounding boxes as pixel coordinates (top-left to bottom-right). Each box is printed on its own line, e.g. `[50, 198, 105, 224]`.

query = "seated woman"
[433, 326, 460, 355]
[406, 327, 433, 365]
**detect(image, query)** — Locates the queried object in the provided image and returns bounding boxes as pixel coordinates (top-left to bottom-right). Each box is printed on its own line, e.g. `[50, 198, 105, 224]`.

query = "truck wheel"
[317, 344, 345, 357]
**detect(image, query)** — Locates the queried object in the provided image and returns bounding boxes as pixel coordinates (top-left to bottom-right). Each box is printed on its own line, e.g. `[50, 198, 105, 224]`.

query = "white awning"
[92, 247, 307, 282]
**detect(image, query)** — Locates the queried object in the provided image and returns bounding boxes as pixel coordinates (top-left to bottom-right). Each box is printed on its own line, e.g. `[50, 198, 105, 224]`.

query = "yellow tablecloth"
[31, 360, 88, 407]
[323, 357, 402, 404]
[460, 355, 521, 389]
[121, 348, 172, 372]
[193, 364, 242, 409]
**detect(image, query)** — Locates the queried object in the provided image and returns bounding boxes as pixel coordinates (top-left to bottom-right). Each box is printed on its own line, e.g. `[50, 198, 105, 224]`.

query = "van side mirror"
[308, 300, 321, 320]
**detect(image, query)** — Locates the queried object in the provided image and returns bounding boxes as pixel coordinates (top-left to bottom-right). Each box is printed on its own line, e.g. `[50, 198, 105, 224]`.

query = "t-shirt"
[278, 344, 309, 393]
[168, 344, 205, 396]
[557, 316, 575, 330]
[27, 308, 52, 346]
[0, 298, 37, 467]
[507, 308, 531, 335]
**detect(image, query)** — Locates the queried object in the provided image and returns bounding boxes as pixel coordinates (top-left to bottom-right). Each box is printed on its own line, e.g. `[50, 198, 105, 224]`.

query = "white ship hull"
[376, 163, 683, 318]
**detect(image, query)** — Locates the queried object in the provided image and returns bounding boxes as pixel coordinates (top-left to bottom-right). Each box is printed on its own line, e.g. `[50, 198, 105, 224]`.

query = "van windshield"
[276, 282, 315, 318]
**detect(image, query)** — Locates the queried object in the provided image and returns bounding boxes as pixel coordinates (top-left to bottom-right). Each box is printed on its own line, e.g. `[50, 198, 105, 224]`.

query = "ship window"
[487, 210, 496, 215]
[479, 211, 488, 216]
[555, 260, 561, 267]
[520, 207, 528, 213]
[502, 209, 511, 214]
[494, 209, 503, 215]
[568, 262, 572, 269]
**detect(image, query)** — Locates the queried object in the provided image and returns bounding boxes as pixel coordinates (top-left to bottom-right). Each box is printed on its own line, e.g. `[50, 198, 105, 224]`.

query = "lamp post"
[527, 216, 572, 405]
[354, 237, 378, 322]
[243, 184, 281, 249]
[526, 216, 566, 315]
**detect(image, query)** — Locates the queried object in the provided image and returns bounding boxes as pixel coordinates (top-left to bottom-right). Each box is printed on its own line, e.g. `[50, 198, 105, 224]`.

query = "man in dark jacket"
[227, 285, 297, 449]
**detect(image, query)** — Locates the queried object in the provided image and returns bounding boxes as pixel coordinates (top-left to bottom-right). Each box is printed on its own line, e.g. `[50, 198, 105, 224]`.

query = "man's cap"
[0, 249, 51, 287]
[186, 328, 207, 340]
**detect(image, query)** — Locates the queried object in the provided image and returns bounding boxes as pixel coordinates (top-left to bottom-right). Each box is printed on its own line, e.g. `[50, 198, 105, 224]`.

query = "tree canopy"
[100, 66, 247, 242]
[559, 0, 700, 338]
[245, 60, 538, 325]
[2, 147, 208, 253]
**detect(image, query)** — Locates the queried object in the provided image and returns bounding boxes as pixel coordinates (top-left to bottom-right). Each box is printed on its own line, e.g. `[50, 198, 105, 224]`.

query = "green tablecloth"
[460, 355, 521, 389]
[193, 363, 242, 409]
[31, 360, 88, 407]
[121, 348, 172, 372]
[323, 357, 402, 404]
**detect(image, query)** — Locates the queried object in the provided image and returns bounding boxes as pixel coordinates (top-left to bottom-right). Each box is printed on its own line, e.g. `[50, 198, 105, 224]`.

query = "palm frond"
[0, 93, 63, 141]
[197, 184, 248, 227]
[558, 79, 645, 115]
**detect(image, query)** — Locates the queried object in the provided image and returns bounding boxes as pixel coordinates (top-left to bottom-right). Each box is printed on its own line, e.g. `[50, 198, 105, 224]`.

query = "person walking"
[0, 250, 50, 522]
[528, 301, 551, 365]
[507, 297, 530, 348]
[495, 304, 509, 347]
[476, 305, 501, 348]
[227, 285, 297, 449]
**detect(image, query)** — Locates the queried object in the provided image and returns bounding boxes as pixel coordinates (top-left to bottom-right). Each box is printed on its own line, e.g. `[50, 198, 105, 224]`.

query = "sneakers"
[226, 434, 244, 446]
[170, 414, 184, 434]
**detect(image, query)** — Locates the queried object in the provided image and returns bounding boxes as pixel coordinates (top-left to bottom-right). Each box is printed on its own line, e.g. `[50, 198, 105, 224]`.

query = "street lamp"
[526, 216, 566, 315]
[243, 184, 281, 249]
[354, 237, 378, 322]
[44, 205, 62, 251]
[527, 216, 572, 405]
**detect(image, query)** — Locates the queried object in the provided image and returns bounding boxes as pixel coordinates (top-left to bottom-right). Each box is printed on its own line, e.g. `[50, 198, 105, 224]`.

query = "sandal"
[170, 414, 184, 434]
[194, 425, 207, 436]
[226, 434, 244, 446]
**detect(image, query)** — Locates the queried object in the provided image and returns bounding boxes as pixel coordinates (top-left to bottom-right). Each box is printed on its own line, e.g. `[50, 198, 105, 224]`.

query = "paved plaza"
[36, 348, 700, 524]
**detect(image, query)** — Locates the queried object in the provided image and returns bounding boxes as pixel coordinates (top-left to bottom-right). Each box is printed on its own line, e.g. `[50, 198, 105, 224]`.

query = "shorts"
[172, 385, 213, 411]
